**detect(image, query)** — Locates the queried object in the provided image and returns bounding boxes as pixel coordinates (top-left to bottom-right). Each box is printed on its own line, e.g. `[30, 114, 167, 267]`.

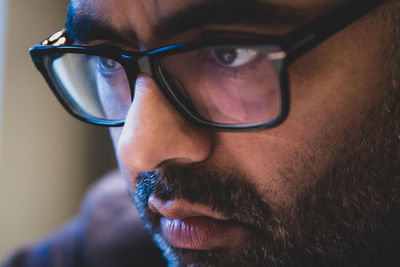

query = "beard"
[130, 93, 400, 267]
[127, 7, 400, 267]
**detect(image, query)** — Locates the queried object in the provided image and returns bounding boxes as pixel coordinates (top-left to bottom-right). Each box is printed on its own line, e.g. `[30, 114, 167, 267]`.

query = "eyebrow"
[65, 0, 309, 46]
[65, 5, 136, 45]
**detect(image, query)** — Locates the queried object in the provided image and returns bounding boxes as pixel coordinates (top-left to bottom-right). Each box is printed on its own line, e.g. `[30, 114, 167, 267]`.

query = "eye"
[96, 57, 122, 73]
[212, 48, 259, 67]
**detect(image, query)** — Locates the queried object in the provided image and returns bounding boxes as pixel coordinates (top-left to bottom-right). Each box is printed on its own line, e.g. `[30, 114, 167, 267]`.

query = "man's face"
[68, 0, 399, 266]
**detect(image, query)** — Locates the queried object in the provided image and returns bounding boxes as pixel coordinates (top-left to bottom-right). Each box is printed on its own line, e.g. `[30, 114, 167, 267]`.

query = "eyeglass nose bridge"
[122, 55, 155, 102]
[127, 53, 190, 123]
[137, 56, 153, 76]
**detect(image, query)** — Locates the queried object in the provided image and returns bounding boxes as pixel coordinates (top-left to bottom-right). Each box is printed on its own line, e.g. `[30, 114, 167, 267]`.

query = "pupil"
[215, 48, 237, 65]
[100, 58, 116, 69]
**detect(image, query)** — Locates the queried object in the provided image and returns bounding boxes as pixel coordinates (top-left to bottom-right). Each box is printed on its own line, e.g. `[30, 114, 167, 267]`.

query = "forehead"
[71, 0, 343, 12]
[69, 0, 345, 45]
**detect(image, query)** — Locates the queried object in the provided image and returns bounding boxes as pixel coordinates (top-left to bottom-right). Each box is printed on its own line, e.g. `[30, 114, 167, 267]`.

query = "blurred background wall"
[0, 1, 8, 152]
[0, 0, 117, 259]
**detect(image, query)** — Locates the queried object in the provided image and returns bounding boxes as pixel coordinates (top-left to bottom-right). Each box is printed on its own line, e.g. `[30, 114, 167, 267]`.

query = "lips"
[149, 196, 246, 250]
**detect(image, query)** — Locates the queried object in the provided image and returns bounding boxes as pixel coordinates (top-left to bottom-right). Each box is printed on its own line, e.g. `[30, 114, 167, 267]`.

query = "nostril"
[148, 195, 164, 214]
[118, 139, 158, 172]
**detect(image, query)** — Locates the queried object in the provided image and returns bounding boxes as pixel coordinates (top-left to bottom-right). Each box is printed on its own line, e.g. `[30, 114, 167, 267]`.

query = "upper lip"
[148, 195, 229, 221]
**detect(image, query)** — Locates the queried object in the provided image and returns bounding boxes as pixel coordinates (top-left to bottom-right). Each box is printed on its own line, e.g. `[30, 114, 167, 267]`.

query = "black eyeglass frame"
[29, 0, 385, 131]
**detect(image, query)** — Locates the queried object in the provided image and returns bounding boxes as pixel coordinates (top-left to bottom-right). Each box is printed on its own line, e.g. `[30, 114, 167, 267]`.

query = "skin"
[97, 0, 386, 207]
[68, 0, 400, 266]
[110, 0, 386, 208]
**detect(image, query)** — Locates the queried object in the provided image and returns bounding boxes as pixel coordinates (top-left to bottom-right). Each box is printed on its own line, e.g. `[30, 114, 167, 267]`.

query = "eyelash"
[200, 49, 265, 77]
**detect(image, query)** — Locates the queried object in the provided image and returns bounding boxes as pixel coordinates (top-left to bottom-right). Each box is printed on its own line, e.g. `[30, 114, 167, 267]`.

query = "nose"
[118, 74, 212, 172]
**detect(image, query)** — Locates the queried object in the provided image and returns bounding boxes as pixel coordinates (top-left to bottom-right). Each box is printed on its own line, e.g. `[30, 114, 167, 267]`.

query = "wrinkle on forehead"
[70, 0, 346, 45]
[71, 0, 203, 42]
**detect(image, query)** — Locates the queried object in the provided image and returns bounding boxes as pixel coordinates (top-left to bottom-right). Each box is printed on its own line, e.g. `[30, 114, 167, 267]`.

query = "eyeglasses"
[29, 0, 385, 131]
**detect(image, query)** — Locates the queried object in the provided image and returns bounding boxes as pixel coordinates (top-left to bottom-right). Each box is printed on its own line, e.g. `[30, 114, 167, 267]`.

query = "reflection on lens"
[50, 53, 131, 122]
[212, 47, 259, 67]
[159, 45, 282, 125]
[94, 56, 131, 120]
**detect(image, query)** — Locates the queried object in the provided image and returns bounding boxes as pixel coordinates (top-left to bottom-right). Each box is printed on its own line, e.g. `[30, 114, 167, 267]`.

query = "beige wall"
[0, 0, 116, 259]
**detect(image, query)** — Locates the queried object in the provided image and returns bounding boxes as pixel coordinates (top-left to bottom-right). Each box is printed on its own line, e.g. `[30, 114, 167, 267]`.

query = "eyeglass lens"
[159, 45, 283, 125]
[49, 53, 131, 122]
[46, 45, 284, 125]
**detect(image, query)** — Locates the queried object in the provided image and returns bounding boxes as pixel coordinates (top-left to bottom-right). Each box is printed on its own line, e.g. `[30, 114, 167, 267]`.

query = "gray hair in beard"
[132, 113, 399, 267]
[131, 3, 400, 266]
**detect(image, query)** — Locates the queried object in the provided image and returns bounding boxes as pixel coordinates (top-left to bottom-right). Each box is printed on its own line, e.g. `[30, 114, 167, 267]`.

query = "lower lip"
[161, 216, 240, 250]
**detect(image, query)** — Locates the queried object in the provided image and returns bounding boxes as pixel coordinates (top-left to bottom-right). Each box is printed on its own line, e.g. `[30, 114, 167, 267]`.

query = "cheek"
[109, 127, 125, 172]
[212, 131, 332, 207]
[210, 15, 385, 208]
[288, 5, 384, 123]
[109, 127, 141, 189]
[109, 127, 122, 149]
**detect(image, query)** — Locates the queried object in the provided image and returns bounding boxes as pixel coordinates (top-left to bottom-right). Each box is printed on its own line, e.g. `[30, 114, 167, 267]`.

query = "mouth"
[149, 196, 247, 250]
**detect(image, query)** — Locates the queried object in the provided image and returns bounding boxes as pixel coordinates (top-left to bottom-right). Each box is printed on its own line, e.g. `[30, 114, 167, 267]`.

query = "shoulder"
[2, 170, 166, 267]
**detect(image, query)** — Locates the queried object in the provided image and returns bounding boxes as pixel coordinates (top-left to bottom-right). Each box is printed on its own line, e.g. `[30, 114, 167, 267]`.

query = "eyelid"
[203, 49, 266, 77]
[97, 61, 124, 76]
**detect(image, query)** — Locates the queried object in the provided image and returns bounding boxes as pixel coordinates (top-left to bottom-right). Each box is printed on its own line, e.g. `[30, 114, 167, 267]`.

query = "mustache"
[134, 163, 272, 228]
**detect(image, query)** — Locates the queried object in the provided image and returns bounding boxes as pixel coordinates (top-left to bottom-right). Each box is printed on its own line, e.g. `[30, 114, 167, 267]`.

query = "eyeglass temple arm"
[283, 0, 386, 60]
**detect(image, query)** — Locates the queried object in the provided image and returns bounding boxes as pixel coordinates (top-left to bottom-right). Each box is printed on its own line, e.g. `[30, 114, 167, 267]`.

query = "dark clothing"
[2, 171, 166, 267]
